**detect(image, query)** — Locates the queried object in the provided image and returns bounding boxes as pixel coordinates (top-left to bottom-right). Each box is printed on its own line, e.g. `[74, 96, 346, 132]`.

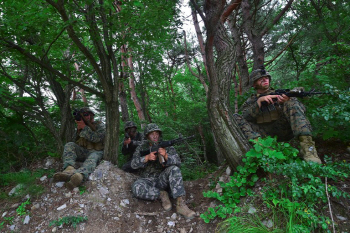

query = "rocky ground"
[1, 158, 228, 233]
[0, 138, 349, 233]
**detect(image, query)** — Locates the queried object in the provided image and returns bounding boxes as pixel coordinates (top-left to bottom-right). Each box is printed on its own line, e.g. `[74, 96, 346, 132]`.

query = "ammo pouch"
[257, 104, 279, 124]
[76, 137, 104, 150]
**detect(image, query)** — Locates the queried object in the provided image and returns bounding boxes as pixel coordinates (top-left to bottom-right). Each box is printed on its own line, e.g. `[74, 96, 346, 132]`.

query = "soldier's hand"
[124, 138, 131, 146]
[145, 151, 157, 162]
[76, 120, 86, 130]
[257, 95, 279, 108]
[276, 94, 290, 103]
[158, 148, 168, 160]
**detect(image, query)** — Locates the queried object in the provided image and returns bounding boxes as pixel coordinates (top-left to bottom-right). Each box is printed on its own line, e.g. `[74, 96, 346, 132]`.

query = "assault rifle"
[124, 132, 130, 148]
[259, 88, 328, 107]
[72, 109, 96, 131]
[140, 135, 195, 165]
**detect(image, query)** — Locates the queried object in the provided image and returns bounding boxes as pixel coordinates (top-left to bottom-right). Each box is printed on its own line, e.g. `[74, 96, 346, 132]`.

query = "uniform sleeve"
[131, 141, 148, 169]
[241, 96, 262, 122]
[164, 146, 181, 167]
[79, 122, 106, 143]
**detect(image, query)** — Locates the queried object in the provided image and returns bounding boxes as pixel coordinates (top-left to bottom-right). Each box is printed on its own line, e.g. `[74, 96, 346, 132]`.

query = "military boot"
[65, 173, 83, 190]
[53, 166, 75, 182]
[159, 191, 172, 211]
[176, 196, 195, 219]
[299, 136, 322, 164]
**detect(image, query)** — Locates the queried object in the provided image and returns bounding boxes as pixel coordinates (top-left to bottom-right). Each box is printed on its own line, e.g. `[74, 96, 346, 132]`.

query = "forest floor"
[0, 138, 349, 233]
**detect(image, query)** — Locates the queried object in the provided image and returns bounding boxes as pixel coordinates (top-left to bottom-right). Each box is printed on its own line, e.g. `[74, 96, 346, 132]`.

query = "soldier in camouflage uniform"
[53, 107, 105, 189]
[121, 121, 143, 173]
[234, 67, 322, 164]
[131, 123, 196, 219]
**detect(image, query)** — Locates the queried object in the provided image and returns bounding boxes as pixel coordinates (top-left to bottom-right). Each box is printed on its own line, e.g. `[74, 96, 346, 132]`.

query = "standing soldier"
[234, 66, 322, 164]
[131, 123, 196, 219]
[53, 107, 105, 189]
[121, 121, 143, 173]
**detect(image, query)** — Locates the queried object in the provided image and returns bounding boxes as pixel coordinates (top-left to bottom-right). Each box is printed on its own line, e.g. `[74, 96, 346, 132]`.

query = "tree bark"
[200, 0, 251, 170]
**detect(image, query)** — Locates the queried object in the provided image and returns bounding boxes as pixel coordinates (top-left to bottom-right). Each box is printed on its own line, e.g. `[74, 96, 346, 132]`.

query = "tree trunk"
[104, 100, 119, 164]
[203, 0, 251, 170]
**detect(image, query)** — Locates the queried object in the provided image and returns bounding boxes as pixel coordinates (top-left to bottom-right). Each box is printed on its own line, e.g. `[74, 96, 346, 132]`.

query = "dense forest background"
[0, 0, 350, 232]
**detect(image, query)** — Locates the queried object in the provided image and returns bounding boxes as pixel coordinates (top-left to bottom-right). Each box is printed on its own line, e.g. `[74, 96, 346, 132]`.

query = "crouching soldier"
[53, 107, 105, 189]
[131, 123, 196, 219]
[121, 121, 143, 173]
[234, 66, 321, 164]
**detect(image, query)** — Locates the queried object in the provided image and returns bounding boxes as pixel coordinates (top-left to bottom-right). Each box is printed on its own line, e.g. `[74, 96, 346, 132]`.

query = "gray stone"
[248, 206, 257, 214]
[9, 184, 24, 196]
[57, 204, 67, 211]
[23, 215, 30, 224]
[336, 215, 347, 221]
[55, 182, 65, 188]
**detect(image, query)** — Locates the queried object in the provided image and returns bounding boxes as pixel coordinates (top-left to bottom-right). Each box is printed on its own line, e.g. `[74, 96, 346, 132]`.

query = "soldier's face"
[148, 131, 160, 143]
[126, 127, 137, 138]
[254, 76, 270, 90]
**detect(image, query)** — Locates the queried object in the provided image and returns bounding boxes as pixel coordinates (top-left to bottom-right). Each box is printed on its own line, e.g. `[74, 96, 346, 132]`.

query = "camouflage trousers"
[62, 142, 104, 180]
[132, 165, 186, 200]
[234, 99, 312, 142]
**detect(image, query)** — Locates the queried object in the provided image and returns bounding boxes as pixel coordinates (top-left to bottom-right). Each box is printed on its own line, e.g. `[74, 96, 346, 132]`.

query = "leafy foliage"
[201, 137, 350, 232]
[49, 215, 88, 229]
[16, 198, 30, 216]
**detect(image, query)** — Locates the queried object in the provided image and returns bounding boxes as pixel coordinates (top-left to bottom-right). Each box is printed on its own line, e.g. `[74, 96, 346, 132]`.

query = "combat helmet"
[249, 66, 271, 87]
[80, 107, 94, 115]
[144, 123, 162, 137]
[124, 121, 137, 131]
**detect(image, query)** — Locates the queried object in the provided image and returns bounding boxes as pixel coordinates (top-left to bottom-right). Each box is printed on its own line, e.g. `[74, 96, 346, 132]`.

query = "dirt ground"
[0, 138, 349, 233]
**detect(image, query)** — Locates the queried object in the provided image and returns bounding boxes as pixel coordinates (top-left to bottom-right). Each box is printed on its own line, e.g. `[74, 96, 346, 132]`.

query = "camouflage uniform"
[234, 67, 312, 141]
[234, 89, 312, 141]
[121, 121, 143, 173]
[63, 119, 105, 180]
[131, 124, 185, 200]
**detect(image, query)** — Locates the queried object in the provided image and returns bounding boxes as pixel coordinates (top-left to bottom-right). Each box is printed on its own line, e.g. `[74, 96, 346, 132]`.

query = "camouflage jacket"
[131, 140, 181, 178]
[241, 89, 285, 124]
[75, 121, 106, 150]
[121, 132, 144, 161]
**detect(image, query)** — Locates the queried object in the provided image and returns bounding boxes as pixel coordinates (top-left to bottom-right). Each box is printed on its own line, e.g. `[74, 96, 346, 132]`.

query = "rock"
[262, 219, 273, 228]
[40, 176, 47, 181]
[336, 215, 347, 221]
[170, 213, 177, 220]
[56, 204, 67, 211]
[9, 184, 24, 196]
[248, 206, 257, 214]
[23, 215, 30, 224]
[55, 182, 65, 188]
[31, 203, 40, 210]
[167, 221, 175, 227]
[225, 166, 231, 175]
[120, 199, 129, 207]
[44, 157, 55, 168]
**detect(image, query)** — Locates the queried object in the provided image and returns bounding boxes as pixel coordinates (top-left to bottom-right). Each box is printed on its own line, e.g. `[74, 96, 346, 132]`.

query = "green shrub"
[201, 137, 350, 232]
[49, 216, 88, 229]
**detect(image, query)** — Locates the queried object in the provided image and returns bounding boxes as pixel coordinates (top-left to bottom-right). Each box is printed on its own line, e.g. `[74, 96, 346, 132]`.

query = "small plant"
[79, 186, 87, 195]
[16, 198, 30, 216]
[49, 215, 88, 229]
[0, 216, 14, 230]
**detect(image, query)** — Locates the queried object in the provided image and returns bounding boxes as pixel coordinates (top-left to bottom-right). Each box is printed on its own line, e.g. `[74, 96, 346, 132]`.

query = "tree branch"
[261, 0, 294, 36]
[221, 0, 242, 23]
